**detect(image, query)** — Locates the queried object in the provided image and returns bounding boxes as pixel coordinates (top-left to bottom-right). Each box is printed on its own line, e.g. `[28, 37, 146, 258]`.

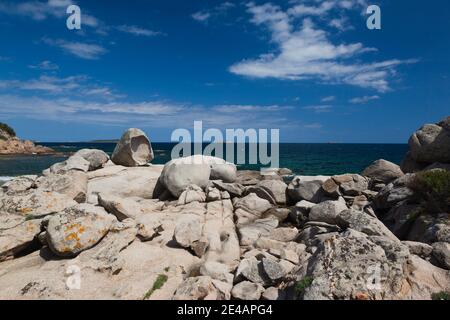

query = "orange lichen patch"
[354, 292, 370, 300]
[78, 226, 86, 234]
[20, 208, 33, 214]
[64, 223, 83, 232]
[61, 246, 74, 253]
[65, 232, 81, 242]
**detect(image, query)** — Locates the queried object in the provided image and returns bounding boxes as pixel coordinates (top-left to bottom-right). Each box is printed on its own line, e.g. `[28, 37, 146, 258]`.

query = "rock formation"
[0, 123, 55, 155]
[0, 123, 449, 300]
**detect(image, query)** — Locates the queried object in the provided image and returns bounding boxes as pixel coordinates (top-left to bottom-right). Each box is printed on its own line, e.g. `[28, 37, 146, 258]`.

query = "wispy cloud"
[116, 25, 163, 37]
[349, 95, 380, 104]
[192, 11, 212, 22]
[0, 75, 85, 93]
[0, 74, 125, 101]
[302, 105, 333, 113]
[192, 1, 235, 23]
[0, 73, 296, 128]
[43, 38, 107, 60]
[0, 0, 100, 27]
[321, 95, 335, 102]
[229, 2, 416, 92]
[28, 60, 59, 71]
[0, 94, 296, 129]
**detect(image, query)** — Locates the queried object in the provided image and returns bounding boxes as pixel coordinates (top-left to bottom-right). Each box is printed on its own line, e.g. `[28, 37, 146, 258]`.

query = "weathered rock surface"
[160, 155, 211, 198]
[231, 281, 264, 300]
[173, 214, 203, 249]
[362, 159, 404, 184]
[74, 149, 110, 171]
[238, 218, 278, 246]
[1, 175, 37, 194]
[309, 198, 348, 225]
[1, 116, 449, 301]
[87, 166, 163, 203]
[173, 276, 231, 300]
[302, 229, 409, 300]
[432, 242, 450, 270]
[234, 193, 272, 226]
[46, 203, 116, 257]
[46, 155, 90, 175]
[0, 217, 42, 262]
[35, 171, 88, 203]
[111, 128, 154, 167]
[177, 184, 206, 205]
[213, 180, 245, 198]
[98, 193, 142, 221]
[287, 176, 327, 204]
[408, 117, 450, 164]
[0, 189, 77, 218]
[255, 180, 287, 205]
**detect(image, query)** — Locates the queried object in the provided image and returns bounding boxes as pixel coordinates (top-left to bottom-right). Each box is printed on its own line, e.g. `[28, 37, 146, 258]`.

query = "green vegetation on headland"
[0, 123, 16, 140]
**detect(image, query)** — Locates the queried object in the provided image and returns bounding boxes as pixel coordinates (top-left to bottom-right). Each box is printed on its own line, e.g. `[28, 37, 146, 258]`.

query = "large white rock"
[111, 128, 154, 167]
[362, 159, 404, 184]
[46, 155, 90, 175]
[408, 117, 450, 164]
[46, 203, 116, 257]
[86, 166, 163, 203]
[74, 149, 110, 171]
[160, 155, 212, 198]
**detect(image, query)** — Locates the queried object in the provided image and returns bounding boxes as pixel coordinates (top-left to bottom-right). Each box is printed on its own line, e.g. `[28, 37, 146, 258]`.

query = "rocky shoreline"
[0, 124, 55, 156]
[0, 119, 449, 300]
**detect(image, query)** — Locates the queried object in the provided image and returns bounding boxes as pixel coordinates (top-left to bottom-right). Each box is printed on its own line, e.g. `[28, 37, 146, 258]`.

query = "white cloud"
[0, 0, 103, 33]
[28, 60, 59, 71]
[192, 11, 212, 22]
[229, 2, 415, 92]
[0, 94, 296, 129]
[349, 95, 380, 104]
[0, 73, 296, 128]
[0, 75, 86, 93]
[192, 2, 235, 23]
[43, 38, 107, 60]
[116, 25, 163, 37]
[302, 105, 333, 113]
[0, 74, 126, 101]
[321, 95, 335, 102]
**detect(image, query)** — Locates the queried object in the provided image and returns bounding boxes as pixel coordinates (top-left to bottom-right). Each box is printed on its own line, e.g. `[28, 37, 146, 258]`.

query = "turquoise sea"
[0, 143, 408, 182]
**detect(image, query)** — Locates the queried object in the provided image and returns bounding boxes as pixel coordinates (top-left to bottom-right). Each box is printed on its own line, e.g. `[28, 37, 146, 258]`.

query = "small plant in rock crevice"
[143, 274, 168, 300]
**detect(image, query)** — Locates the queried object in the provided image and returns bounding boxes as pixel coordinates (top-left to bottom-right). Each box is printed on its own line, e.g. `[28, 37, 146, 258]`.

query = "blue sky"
[0, 0, 448, 142]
